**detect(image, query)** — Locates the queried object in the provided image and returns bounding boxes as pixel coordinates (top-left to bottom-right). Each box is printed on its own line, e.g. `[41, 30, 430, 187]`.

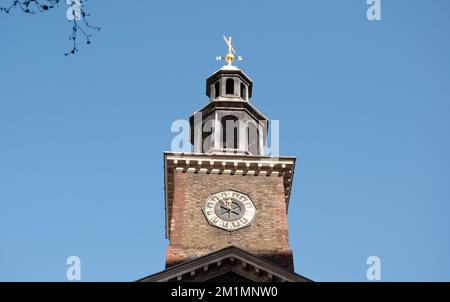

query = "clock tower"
[140, 37, 308, 282]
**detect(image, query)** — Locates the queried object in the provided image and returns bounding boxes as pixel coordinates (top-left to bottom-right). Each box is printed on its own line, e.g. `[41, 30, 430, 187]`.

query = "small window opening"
[214, 81, 220, 98]
[226, 78, 234, 95]
[240, 83, 246, 99]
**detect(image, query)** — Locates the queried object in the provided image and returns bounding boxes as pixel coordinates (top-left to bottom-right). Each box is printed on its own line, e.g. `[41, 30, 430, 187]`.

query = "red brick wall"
[166, 170, 294, 271]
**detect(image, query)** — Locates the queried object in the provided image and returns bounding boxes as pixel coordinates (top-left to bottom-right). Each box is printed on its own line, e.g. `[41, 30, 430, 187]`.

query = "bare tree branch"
[1, 0, 59, 14]
[65, 0, 100, 56]
[0, 0, 100, 56]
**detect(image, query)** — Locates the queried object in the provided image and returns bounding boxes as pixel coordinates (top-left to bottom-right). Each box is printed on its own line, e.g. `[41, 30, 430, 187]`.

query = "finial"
[216, 35, 242, 66]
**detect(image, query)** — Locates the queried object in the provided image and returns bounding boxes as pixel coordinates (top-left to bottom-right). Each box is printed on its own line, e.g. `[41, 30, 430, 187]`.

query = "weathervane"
[216, 35, 243, 66]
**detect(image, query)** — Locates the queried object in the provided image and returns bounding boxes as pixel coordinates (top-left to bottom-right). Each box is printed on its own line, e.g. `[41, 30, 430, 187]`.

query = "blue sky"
[0, 0, 449, 281]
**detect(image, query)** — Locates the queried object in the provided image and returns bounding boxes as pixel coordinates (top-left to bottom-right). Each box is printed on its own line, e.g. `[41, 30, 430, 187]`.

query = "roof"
[137, 246, 311, 282]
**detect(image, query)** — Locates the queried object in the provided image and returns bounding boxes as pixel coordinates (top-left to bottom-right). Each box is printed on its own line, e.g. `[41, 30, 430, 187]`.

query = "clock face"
[202, 190, 257, 232]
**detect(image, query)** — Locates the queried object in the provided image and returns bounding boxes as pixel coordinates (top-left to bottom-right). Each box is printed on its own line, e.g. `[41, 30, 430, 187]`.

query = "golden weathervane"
[217, 35, 242, 66]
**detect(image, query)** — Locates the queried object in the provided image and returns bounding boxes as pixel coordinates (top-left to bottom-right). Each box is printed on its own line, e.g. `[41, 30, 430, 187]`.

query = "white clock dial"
[202, 190, 257, 232]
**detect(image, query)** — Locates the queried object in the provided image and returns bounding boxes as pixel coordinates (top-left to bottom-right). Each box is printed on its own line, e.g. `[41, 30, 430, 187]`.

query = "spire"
[190, 36, 268, 156]
[207, 34, 251, 101]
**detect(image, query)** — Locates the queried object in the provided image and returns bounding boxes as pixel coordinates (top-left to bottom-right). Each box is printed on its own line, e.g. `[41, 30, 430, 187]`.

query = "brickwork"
[166, 169, 294, 271]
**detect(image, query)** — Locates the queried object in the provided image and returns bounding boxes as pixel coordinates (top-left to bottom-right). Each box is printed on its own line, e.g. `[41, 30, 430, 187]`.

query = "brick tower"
[140, 38, 307, 282]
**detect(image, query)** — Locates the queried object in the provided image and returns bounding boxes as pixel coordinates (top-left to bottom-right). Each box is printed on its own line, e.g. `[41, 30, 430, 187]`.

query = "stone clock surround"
[202, 189, 257, 232]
